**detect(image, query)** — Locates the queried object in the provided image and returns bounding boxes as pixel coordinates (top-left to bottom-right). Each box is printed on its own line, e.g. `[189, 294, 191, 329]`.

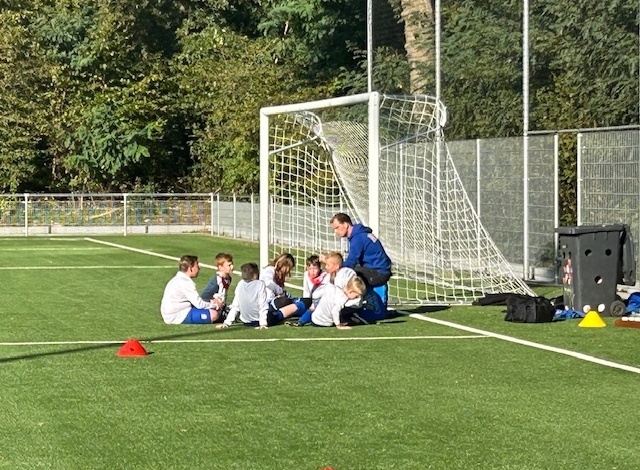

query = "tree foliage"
[439, 0, 639, 139]
[0, 0, 637, 197]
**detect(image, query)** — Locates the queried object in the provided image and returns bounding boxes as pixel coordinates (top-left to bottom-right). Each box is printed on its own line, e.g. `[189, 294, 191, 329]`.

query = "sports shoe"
[285, 321, 304, 327]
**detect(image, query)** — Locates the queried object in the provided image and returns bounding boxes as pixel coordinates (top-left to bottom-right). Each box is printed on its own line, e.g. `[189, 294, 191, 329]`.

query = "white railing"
[0, 193, 260, 240]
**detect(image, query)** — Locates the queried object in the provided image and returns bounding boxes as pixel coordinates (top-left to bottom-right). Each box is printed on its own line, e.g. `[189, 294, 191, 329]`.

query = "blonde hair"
[345, 276, 366, 296]
[324, 251, 343, 265]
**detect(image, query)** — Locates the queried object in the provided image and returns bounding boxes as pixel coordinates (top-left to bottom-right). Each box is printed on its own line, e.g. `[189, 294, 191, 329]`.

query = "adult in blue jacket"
[329, 213, 392, 287]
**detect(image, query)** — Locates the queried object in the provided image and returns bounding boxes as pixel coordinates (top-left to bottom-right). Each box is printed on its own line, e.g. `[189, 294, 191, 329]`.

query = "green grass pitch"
[1, 234, 639, 469]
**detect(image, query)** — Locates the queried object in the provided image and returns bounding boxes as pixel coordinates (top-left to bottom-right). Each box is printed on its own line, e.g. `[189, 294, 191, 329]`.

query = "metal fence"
[578, 129, 640, 252]
[1, 127, 639, 284]
[0, 193, 260, 240]
[449, 134, 558, 281]
[449, 128, 640, 283]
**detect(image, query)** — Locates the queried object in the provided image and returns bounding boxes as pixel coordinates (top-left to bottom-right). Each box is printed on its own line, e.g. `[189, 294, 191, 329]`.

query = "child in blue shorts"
[160, 255, 225, 324]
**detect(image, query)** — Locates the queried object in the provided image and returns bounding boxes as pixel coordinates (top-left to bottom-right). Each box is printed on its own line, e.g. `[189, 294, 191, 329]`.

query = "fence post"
[233, 193, 237, 238]
[216, 193, 220, 235]
[23, 193, 29, 237]
[209, 193, 214, 236]
[250, 193, 255, 241]
[577, 133, 583, 225]
[123, 193, 128, 236]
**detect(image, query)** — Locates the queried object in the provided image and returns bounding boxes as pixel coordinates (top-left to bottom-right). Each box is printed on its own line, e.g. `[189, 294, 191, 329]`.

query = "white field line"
[83, 237, 296, 288]
[0, 335, 486, 346]
[85, 237, 183, 262]
[85, 237, 222, 270]
[0, 247, 112, 251]
[411, 313, 640, 375]
[0, 265, 173, 270]
[0, 237, 84, 242]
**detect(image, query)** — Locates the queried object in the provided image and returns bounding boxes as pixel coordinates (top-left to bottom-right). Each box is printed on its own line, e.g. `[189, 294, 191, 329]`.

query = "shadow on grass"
[0, 309, 432, 364]
[392, 305, 450, 314]
[0, 327, 230, 364]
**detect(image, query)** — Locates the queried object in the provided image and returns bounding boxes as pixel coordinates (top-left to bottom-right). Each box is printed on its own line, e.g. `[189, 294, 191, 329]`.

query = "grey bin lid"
[555, 224, 626, 235]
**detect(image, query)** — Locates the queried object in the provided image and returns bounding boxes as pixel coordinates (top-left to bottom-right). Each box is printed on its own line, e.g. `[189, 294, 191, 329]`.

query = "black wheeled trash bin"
[556, 224, 636, 317]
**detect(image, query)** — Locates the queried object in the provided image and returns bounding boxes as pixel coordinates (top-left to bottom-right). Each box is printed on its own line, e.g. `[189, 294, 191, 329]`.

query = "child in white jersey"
[302, 255, 327, 307]
[218, 263, 303, 330]
[321, 251, 357, 289]
[260, 253, 295, 300]
[261, 253, 311, 316]
[160, 255, 223, 324]
[309, 277, 366, 329]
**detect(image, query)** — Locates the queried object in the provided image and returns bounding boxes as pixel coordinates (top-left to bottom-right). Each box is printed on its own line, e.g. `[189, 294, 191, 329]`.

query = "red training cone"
[117, 339, 148, 357]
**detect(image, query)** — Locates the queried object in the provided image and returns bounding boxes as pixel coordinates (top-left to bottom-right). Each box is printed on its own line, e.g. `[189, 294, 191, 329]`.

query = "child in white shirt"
[218, 262, 304, 330]
[302, 255, 327, 306]
[309, 276, 366, 329]
[160, 255, 223, 324]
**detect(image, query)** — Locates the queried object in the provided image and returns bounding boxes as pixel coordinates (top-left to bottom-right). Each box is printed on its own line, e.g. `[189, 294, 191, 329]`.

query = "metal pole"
[577, 133, 583, 225]
[123, 193, 128, 236]
[210, 192, 214, 236]
[522, 0, 530, 279]
[368, 92, 380, 233]
[367, 0, 373, 93]
[435, 0, 441, 103]
[554, 134, 560, 284]
[23, 193, 28, 237]
[259, 112, 270, 267]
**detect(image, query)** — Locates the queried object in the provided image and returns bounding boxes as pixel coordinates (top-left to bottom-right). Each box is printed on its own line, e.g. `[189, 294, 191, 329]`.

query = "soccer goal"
[259, 92, 534, 304]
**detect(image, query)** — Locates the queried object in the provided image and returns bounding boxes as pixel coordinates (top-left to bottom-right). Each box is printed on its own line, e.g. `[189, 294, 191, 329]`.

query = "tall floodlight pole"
[523, 0, 530, 279]
[367, 0, 373, 93]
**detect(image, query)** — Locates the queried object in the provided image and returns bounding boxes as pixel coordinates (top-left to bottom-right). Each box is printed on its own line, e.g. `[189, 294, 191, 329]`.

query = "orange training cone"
[117, 339, 148, 357]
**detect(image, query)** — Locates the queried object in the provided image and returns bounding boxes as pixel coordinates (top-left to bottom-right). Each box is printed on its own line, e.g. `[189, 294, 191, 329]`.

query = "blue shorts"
[182, 307, 213, 324]
[242, 311, 284, 327]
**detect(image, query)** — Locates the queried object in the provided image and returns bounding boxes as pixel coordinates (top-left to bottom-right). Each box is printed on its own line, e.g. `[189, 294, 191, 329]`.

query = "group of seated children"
[160, 251, 388, 329]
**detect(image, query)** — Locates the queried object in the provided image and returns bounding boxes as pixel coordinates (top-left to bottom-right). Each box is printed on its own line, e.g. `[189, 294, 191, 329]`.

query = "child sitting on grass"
[218, 262, 307, 330]
[295, 276, 366, 329]
[303, 254, 327, 309]
[260, 253, 295, 300]
[161, 255, 223, 324]
[261, 252, 310, 315]
[200, 252, 233, 320]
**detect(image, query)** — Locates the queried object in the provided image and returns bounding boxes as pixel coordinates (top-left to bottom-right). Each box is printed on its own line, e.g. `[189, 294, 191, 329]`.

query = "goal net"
[259, 92, 534, 304]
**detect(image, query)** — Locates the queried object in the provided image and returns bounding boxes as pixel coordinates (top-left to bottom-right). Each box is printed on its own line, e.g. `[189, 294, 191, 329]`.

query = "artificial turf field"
[1, 234, 640, 470]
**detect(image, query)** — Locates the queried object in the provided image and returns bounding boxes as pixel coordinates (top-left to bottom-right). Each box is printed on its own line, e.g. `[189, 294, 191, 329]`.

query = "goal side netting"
[259, 92, 534, 304]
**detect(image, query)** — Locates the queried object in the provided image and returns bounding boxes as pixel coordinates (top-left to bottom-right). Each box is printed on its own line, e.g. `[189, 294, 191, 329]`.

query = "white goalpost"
[260, 92, 534, 304]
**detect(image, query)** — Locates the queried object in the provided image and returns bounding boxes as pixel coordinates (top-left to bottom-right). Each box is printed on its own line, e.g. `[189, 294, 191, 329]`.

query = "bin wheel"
[610, 300, 626, 317]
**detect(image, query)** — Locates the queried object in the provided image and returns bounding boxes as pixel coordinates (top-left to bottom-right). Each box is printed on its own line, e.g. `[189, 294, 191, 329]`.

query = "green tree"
[174, 16, 318, 193]
[0, 10, 53, 192]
